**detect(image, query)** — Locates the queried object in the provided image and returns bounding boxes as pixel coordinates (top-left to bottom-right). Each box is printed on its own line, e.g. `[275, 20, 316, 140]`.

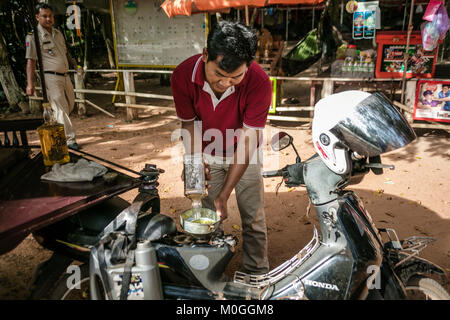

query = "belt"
[44, 71, 68, 77]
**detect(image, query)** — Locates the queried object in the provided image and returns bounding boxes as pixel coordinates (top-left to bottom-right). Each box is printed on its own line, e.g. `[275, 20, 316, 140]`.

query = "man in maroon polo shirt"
[171, 21, 272, 274]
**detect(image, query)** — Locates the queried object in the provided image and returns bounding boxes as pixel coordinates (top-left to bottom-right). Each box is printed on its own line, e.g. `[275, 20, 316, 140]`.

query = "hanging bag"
[423, 0, 443, 21]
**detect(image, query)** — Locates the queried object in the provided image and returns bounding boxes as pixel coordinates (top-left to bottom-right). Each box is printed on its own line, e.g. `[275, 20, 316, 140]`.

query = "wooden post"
[245, 6, 249, 26]
[401, 0, 415, 104]
[286, 9, 289, 42]
[123, 71, 138, 121]
[0, 32, 29, 113]
[310, 81, 318, 122]
[403, 79, 417, 123]
[321, 79, 334, 98]
[250, 8, 259, 27]
[74, 73, 86, 116]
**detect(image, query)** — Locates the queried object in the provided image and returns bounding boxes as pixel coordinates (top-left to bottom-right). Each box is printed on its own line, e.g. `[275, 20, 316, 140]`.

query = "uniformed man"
[26, 2, 82, 150]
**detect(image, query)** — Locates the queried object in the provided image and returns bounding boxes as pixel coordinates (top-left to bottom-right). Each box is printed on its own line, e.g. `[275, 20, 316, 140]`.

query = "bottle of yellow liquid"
[37, 102, 70, 166]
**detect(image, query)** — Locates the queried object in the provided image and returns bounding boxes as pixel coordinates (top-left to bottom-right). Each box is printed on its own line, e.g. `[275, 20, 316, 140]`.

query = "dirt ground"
[0, 78, 449, 299]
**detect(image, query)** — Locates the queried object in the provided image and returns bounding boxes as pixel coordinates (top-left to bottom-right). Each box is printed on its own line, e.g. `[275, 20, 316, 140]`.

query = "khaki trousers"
[44, 73, 76, 144]
[202, 160, 269, 274]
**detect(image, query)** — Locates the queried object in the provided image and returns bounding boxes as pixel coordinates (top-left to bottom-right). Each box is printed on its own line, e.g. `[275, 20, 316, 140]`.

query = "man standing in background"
[25, 2, 82, 150]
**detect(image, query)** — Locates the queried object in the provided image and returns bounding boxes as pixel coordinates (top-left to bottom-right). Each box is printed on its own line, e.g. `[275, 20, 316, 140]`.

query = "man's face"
[443, 86, 449, 94]
[425, 94, 433, 102]
[36, 8, 54, 30]
[202, 51, 247, 95]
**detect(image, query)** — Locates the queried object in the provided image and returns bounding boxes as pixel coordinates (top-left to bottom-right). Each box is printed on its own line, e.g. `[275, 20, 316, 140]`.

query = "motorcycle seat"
[73, 197, 177, 241]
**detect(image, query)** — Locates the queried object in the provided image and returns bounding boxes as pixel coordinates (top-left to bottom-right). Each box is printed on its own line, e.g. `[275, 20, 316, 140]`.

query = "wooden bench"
[0, 118, 43, 148]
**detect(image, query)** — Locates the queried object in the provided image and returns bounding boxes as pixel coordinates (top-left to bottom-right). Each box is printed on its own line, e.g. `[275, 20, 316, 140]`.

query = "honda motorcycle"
[30, 91, 449, 300]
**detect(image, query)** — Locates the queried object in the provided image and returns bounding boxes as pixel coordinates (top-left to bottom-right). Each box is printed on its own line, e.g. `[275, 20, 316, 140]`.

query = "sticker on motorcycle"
[304, 279, 339, 291]
[189, 254, 210, 271]
[113, 273, 144, 300]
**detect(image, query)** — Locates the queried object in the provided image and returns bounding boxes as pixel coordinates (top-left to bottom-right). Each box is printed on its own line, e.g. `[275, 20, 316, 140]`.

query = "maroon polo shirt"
[171, 54, 272, 157]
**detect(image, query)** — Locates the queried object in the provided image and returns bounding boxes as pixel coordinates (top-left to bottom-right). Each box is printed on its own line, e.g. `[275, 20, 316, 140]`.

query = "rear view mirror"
[270, 132, 292, 151]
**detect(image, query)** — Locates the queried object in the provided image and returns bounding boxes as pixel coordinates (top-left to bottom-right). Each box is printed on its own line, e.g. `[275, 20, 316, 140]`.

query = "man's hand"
[214, 194, 228, 221]
[76, 65, 84, 77]
[26, 84, 35, 96]
[205, 162, 211, 181]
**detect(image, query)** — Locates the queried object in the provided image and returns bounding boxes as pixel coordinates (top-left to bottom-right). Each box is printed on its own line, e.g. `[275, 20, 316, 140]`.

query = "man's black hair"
[423, 90, 433, 97]
[36, 2, 53, 14]
[206, 21, 258, 73]
[442, 84, 449, 89]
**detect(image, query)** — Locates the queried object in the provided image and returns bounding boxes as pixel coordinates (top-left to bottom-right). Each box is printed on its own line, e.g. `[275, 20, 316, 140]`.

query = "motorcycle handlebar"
[262, 169, 284, 178]
[263, 163, 305, 187]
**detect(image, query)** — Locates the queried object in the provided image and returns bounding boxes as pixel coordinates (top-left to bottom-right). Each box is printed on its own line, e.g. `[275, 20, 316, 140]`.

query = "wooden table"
[0, 149, 141, 256]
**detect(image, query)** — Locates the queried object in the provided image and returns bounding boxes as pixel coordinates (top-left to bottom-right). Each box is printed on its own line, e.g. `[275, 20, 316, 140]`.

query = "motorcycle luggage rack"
[233, 227, 320, 288]
[379, 228, 436, 268]
[394, 235, 436, 268]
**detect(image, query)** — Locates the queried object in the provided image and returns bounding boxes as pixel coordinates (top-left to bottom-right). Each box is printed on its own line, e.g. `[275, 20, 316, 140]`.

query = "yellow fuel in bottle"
[37, 103, 70, 166]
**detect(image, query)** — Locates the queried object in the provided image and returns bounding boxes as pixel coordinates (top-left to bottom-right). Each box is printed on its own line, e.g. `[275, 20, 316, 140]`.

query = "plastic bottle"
[368, 61, 375, 77]
[358, 59, 365, 78]
[332, 59, 344, 77]
[349, 61, 355, 78]
[345, 44, 357, 60]
[37, 102, 70, 166]
[362, 61, 369, 78]
[342, 60, 348, 77]
[353, 60, 361, 78]
[343, 57, 352, 77]
[134, 241, 163, 300]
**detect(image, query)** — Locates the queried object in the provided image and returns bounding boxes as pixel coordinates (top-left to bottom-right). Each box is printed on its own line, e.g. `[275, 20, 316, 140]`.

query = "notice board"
[110, 0, 208, 67]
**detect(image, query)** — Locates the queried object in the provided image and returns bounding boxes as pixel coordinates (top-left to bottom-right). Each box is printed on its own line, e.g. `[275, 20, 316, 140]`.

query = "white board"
[111, 0, 207, 67]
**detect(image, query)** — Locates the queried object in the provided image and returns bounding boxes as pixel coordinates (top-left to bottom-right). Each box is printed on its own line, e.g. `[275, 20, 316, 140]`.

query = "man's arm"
[26, 59, 36, 96]
[66, 51, 83, 76]
[214, 127, 261, 220]
[66, 52, 78, 70]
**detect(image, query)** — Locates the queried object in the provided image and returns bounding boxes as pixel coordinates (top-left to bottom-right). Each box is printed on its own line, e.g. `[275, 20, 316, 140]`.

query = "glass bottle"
[37, 102, 70, 166]
[183, 153, 206, 208]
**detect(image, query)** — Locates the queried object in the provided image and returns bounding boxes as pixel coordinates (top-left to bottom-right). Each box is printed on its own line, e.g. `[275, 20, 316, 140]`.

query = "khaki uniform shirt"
[25, 24, 69, 74]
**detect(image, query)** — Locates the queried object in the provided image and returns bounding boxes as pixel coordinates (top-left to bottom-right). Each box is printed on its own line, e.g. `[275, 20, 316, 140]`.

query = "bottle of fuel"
[183, 153, 206, 208]
[37, 102, 70, 166]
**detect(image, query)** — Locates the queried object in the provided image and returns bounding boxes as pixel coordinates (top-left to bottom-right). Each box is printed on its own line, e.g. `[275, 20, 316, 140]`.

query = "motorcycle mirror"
[270, 132, 293, 151]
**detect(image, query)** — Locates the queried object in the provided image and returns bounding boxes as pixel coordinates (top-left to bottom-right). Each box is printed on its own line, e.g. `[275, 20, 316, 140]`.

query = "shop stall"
[158, 0, 448, 130]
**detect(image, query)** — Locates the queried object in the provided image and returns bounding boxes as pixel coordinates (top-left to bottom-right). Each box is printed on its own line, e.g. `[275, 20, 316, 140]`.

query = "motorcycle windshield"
[330, 92, 417, 157]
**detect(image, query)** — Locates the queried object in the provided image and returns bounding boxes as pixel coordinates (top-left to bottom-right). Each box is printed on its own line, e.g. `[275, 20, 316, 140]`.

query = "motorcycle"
[30, 92, 449, 300]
